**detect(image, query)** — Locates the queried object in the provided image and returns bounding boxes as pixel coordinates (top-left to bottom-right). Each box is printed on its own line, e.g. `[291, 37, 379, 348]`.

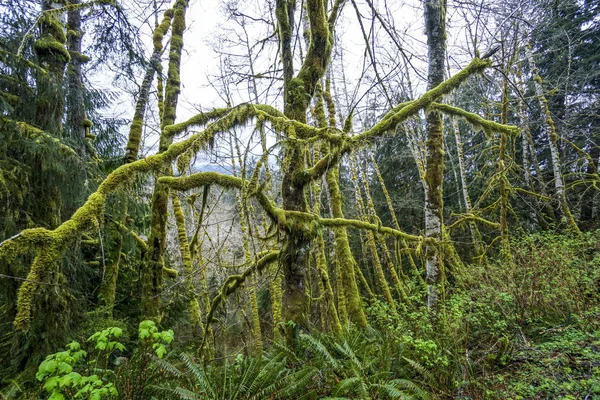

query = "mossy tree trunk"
[275, 0, 335, 345]
[142, 0, 188, 321]
[124, 9, 173, 163]
[351, 156, 397, 315]
[231, 136, 263, 354]
[33, 0, 69, 228]
[172, 194, 204, 338]
[98, 10, 173, 317]
[423, 0, 447, 309]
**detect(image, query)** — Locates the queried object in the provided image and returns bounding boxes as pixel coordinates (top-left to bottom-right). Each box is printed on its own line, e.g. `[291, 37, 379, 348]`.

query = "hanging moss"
[350, 158, 397, 314]
[40, 13, 67, 44]
[172, 194, 204, 336]
[431, 102, 518, 137]
[325, 165, 367, 328]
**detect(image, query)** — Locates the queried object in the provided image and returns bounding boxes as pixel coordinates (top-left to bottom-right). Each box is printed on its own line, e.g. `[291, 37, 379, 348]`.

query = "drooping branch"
[430, 102, 519, 136]
[0, 104, 266, 330]
[159, 171, 283, 224]
[199, 250, 279, 357]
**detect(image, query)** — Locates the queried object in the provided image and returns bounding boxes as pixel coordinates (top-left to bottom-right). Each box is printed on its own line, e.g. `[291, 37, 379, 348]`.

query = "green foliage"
[30, 321, 178, 399]
[483, 319, 600, 399]
[163, 352, 303, 400]
[138, 320, 174, 359]
[294, 329, 429, 399]
[36, 333, 122, 400]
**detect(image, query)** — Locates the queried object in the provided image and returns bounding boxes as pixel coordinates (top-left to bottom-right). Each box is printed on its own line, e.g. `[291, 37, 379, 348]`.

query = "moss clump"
[34, 36, 71, 63]
[354, 58, 491, 143]
[41, 14, 67, 43]
[0, 92, 21, 105]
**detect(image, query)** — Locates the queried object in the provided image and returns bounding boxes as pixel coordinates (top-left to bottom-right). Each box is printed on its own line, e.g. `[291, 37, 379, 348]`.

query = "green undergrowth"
[4, 230, 599, 399]
[483, 317, 600, 399]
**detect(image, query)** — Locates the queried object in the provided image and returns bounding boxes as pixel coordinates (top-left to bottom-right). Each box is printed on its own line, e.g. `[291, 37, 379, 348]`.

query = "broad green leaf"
[43, 376, 60, 391]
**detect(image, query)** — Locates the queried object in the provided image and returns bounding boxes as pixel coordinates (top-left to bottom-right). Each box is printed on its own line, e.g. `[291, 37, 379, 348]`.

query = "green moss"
[0, 92, 21, 105]
[41, 14, 67, 43]
[200, 251, 279, 356]
[431, 102, 518, 136]
[14, 244, 62, 331]
[35, 36, 71, 63]
[163, 108, 230, 137]
[152, 10, 173, 49]
[73, 52, 91, 63]
[172, 195, 204, 335]
[325, 166, 367, 327]
[67, 29, 80, 39]
[354, 58, 491, 143]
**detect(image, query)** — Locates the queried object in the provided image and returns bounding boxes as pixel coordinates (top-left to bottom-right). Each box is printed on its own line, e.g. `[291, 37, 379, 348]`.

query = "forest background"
[1, 0, 599, 398]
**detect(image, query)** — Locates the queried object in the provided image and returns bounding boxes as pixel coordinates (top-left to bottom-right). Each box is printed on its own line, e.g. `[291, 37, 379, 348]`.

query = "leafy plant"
[36, 326, 125, 400]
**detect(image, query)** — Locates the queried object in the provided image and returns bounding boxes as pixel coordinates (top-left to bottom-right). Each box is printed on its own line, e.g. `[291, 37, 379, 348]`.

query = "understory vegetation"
[5, 231, 599, 399]
[1, 0, 599, 398]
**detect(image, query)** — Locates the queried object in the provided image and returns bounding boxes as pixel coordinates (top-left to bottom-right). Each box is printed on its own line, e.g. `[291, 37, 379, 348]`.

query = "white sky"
[95, 0, 505, 160]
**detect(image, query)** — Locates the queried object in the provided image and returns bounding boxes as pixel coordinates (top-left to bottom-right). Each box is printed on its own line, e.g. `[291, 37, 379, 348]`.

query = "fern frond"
[300, 333, 339, 369]
[173, 386, 203, 400]
[388, 379, 430, 399]
[275, 365, 318, 399]
[334, 340, 362, 371]
[180, 353, 215, 398]
[371, 382, 415, 399]
[402, 357, 434, 385]
[154, 357, 182, 378]
[335, 376, 367, 397]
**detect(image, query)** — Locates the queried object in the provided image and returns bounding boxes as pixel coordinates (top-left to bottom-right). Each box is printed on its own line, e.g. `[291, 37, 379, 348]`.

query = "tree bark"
[423, 0, 447, 309]
[275, 0, 334, 345]
[526, 44, 579, 232]
[143, 0, 188, 320]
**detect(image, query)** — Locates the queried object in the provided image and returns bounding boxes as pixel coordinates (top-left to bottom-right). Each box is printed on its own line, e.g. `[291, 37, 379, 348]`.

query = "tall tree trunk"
[172, 194, 204, 337]
[65, 0, 90, 157]
[581, 137, 599, 222]
[275, 0, 334, 345]
[526, 44, 579, 232]
[33, 0, 69, 228]
[423, 0, 447, 309]
[142, 0, 189, 320]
